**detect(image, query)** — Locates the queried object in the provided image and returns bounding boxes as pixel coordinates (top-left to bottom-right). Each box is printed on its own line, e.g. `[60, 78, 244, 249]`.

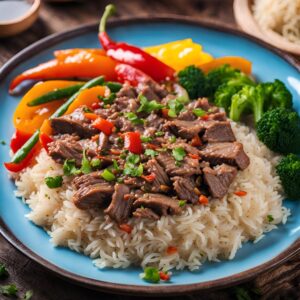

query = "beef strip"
[104, 184, 133, 224]
[208, 111, 227, 121]
[117, 83, 137, 98]
[51, 107, 98, 138]
[133, 193, 181, 216]
[177, 110, 197, 121]
[165, 140, 200, 155]
[203, 164, 237, 198]
[172, 176, 199, 203]
[199, 142, 250, 170]
[48, 135, 83, 166]
[98, 132, 109, 152]
[202, 121, 236, 143]
[73, 179, 114, 209]
[146, 159, 171, 193]
[132, 207, 159, 220]
[72, 171, 103, 189]
[164, 120, 206, 139]
[156, 152, 201, 177]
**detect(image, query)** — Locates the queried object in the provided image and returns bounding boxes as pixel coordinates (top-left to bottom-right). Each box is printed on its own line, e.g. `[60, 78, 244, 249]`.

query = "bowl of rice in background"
[233, 0, 300, 56]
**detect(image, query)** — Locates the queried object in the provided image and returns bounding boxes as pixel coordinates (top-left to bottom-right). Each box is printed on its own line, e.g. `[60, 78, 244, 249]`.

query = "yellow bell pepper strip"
[144, 39, 213, 71]
[13, 80, 80, 136]
[9, 51, 117, 93]
[198, 56, 252, 74]
[54, 48, 106, 60]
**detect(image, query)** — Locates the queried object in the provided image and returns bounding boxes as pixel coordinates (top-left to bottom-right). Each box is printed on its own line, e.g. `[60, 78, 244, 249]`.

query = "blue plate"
[0, 17, 299, 295]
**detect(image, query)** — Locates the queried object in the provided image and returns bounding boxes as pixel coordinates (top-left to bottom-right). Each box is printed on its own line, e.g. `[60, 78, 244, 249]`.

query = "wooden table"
[0, 1, 299, 299]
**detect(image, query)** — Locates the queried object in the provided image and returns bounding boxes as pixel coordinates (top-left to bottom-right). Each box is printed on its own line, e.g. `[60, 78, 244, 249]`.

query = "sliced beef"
[199, 142, 250, 170]
[156, 152, 201, 177]
[188, 98, 211, 111]
[177, 110, 197, 121]
[202, 121, 236, 143]
[104, 184, 133, 224]
[132, 207, 159, 220]
[164, 120, 205, 139]
[114, 97, 138, 113]
[133, 193, 181, 216]
[208, 111, 226, 121]
[146, 159, 171, 193]
[137, 81, 168, 101]
[146, 113, 165, 129]
[117, 83, 137, 98]
[203, 164, 237, 198]
[51, 107, 98, 138]
[166, 140, 200, 155]
[98, 132, 109, 152]
[72, 171, 103, 189]
[172, 177, 198, 203]
[73, 180, 114, 209]
[48, 135, 83, 166]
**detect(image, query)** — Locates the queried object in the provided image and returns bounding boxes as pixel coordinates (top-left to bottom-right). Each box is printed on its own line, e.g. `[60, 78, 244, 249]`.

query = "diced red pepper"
[191, 135, 202, 147]
[161, 108, 169, 118]
[119, 223, 132, 234]
[201, 114, 209, 121]
[159, 272, 170, 281]
[141, 173, 156, 182]
[39, 132, 53, 153]
[234, 190, 247, 197]
[166, 246, 178, 255]
[91, 102, 101, 109]
[10, 130, 32, 153]
[124, 132, 143, 154]
[199, 195, 209, 205]
[92, 118, 114, 136]
[188, 153, 200, 160]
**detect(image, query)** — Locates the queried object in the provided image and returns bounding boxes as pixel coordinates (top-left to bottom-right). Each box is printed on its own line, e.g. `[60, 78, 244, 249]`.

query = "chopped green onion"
[267, 215, 274, 222]
[193, 108, 206, 117]
[169, 136, 176, 143]
[167, 98, 185, 118]
[172, 147, 186, 161]
[105, 81, 122, 92]
[141, 267, 160, 283]
[23, 290, 33, 300]
[145, 149, 158, 157]
[63, 159, 81, 176]
[178, 200, 186, 207]
[91, 158, 101, 168]
[137, 94, 165, 113]
[0, 263, 8, 279]
[155, 131, 164, 137]
[141, 136, 153, 143]
[101, 169, 116, 181]
[81, 149, 92, 174]
[98, 92, 116, 105]
[45, 176, 63, 189]
[125, 112, 144, 125]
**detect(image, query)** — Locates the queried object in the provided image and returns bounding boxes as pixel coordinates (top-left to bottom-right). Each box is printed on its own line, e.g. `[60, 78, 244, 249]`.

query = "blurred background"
[0, 0, 299, 299]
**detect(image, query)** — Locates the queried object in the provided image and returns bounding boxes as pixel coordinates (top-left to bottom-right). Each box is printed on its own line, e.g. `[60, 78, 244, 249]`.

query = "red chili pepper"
[115, 64, 153, 86]
[119, 223, 132, 234]
[141, 173, 156, 182]
[199, 195, 209, 205]
[234, 190, 247, 197]
[98, 5, 175, 82]
[159, 272, 170, 281]
[188, 153, 200, 160]
[124, 132, 143, 154]
[166, 246, 178, 255]
[92, 118, 114, 136]
[10, 130, 32, 153]
[39, 132, 53, 153]
[191, 135, 202, 147]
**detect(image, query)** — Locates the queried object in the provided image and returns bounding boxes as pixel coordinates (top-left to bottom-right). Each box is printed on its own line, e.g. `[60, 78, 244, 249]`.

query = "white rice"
[14, 122, 290, 271]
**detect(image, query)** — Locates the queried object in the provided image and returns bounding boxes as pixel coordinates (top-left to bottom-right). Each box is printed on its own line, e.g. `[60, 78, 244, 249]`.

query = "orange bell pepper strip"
[198, 56, 252, 75]
[13, 80, 80, 136]
[54, 48, 106, 60]
[9, 51, 117, 93]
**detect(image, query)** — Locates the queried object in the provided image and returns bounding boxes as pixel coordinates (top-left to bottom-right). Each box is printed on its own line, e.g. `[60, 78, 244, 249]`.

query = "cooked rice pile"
[15, 122, 289, 271]
[253, 0, 300, 44]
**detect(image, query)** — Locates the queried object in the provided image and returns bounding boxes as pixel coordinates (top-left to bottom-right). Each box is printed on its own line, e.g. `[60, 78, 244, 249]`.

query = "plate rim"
[0, 15, 299, 296]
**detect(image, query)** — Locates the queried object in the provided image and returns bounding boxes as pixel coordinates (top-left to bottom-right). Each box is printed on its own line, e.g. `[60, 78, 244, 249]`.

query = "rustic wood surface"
[0, 0, 299, 299]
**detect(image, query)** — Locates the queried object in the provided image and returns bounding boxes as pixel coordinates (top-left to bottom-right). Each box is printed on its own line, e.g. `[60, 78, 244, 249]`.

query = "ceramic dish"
[0, 16, 299, 296]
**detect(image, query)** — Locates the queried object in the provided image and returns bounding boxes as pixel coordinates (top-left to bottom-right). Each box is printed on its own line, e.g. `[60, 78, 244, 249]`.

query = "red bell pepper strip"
[124, 132, 143, 154]
[115, 64, 153, 87]
[92, 118, 114, 136]
[10, 130, 32, 153]
[9, 52, 117, 93]
[39, 132, 53, 153]
[98, 4, 175, 82]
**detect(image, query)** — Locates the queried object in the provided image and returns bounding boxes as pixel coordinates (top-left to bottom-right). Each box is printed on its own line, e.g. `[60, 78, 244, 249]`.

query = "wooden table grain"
[0, 1, 299, 299]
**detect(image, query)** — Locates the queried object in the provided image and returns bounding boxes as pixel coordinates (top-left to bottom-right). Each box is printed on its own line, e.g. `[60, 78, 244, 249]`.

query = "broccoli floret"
[256, 108, 300, 154]
[229, 80, 293, 124]
[206, 64, 242, 96]
[276, 154, 300, 199]
[214, 75, 255, 113]
[263, 79, 292, 110]
[177, 65, 207, 99]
